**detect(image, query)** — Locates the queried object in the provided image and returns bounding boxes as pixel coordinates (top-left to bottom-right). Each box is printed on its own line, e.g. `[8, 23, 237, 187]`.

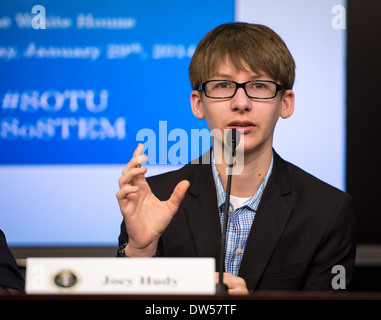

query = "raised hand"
[116, 144, 190, 256]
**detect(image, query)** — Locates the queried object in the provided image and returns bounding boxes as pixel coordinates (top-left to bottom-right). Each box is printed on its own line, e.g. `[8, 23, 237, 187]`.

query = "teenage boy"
[116, 23, 356, 293]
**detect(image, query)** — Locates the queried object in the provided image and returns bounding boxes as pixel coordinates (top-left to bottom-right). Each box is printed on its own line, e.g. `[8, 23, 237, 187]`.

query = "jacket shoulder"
[286, 159, 348, 198]
[280, 157, 353, 213]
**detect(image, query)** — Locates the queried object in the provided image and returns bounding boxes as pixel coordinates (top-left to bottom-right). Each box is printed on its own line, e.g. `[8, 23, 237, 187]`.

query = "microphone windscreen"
[226, 128, 241, 150]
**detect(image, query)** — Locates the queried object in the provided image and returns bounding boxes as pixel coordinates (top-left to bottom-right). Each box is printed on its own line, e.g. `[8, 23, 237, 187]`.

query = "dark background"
[347, 0, 381, 291]
[347, 0, 381, 244]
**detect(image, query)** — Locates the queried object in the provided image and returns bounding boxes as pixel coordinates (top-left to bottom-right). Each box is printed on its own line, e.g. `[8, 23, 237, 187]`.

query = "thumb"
[165, 180, 190, 213]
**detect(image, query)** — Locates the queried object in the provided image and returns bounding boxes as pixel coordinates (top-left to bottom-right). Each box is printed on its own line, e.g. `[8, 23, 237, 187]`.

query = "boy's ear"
[190, 90, 204, 119]
[280, 89, 295, 119]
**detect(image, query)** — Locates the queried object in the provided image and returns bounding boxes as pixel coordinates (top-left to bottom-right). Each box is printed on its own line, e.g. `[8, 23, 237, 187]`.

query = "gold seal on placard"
[54, 270, 77, 288]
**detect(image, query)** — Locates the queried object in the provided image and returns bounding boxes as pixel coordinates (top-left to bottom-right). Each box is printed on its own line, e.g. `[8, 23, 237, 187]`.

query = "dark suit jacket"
[0, 230, 24, 291]
[119, 150, 357, 291]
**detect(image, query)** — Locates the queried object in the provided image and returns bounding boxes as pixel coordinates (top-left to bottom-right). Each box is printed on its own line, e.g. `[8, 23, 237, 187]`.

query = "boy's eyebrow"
[210, 72, 264, 80]
[210, 73, 234, 79]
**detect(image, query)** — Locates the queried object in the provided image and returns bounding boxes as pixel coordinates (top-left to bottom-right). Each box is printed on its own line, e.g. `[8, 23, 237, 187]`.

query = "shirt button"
[229, 206, 233, 213]
[236, 247, 243, 255]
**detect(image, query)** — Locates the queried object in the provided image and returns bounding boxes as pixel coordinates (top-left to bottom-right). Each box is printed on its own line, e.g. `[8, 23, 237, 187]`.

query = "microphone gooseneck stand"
[216, 129, 240, 298]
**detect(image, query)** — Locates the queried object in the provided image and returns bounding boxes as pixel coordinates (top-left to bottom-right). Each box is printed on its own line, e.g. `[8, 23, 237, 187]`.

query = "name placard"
[25, 257, 216, 295]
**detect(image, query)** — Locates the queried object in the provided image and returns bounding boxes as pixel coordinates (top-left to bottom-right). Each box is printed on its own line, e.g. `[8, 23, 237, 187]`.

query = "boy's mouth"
[227, 120, 256, 133]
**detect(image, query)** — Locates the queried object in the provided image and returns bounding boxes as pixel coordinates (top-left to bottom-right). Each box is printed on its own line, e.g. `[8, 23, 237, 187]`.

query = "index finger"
[123, 144, 147, 173]
[135, 143, 148, 165]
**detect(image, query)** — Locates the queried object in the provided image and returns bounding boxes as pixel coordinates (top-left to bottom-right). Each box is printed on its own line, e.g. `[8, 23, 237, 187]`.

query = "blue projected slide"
[0, 0, 229, 164]
[0, 0, 346, 246]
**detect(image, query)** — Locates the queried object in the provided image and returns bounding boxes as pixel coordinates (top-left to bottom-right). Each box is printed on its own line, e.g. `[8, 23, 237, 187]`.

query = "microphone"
[216, 128, 241, 297]
[226, 127, 241, 157]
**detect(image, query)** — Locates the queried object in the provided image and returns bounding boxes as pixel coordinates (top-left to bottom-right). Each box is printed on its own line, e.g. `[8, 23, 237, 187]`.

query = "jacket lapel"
[181, 150, 293, 281]
[183, 155, 223, 264]
[238, 151, 293, 289]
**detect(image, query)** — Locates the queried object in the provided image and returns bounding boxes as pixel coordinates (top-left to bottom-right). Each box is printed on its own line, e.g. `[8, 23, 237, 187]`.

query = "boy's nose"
[232, 87, 252, 112]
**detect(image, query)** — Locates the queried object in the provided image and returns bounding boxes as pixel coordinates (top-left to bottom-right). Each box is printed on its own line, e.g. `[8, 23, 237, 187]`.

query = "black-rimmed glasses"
[198, 80, 287, 99]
